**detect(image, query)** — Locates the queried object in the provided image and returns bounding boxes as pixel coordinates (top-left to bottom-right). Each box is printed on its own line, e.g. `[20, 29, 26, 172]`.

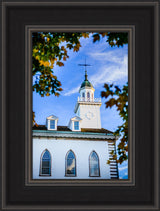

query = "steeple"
[74, 69, 102, 129]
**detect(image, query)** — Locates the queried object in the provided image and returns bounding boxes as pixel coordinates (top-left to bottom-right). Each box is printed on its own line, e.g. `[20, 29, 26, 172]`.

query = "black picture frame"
[1, 0, 159, 210]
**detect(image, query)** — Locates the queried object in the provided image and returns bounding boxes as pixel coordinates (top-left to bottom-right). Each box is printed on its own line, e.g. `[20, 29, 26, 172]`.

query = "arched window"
[89, 151, 100, 177]
[65, 150, 76, 176]
[82, 92, 85, 101]
[87, 92, 90, 101]
[40, 149, 51, 176]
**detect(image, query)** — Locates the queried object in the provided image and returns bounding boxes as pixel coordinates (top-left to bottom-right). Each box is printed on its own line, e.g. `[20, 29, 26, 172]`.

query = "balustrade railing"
[78, 97, 101, 103]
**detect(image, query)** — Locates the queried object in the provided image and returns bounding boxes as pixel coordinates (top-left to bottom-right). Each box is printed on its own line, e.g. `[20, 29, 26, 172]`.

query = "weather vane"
[78, 58, 92, 71]
[78, 58, 92, 79]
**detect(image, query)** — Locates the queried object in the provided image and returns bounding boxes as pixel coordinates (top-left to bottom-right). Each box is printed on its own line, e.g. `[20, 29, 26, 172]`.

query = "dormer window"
[68, 116, 82, 131]
[46, 115, 58, 130]
[50, 120, 55, 129]
[74, 121, 79, 130]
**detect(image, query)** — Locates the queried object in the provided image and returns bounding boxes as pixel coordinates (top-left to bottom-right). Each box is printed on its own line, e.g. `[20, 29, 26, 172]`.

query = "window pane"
[42, 150, 51, 160]
[50, 120, 55, 129]
[74, 121, 79, 130]
[89, 151, 100, 176]
[42, 167, 50, 174]
[66, 151, 76, 176]
[42, 161, 50, 167]
[41, 150, 51, 175]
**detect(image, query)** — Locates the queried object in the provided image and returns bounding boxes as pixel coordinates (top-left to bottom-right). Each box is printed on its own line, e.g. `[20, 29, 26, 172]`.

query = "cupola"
[79, 70, 95, 102]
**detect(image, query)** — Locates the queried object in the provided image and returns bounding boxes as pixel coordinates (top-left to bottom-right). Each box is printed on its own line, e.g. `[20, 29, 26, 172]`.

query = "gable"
[46, 115, 58, 120]
[70, 116, 82, 121]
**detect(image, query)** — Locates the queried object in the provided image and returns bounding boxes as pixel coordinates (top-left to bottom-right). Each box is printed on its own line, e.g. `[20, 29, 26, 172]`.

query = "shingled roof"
[81, 128, 113, 134]
[32, 125, 72, 131]
[32, 125, 113, 134]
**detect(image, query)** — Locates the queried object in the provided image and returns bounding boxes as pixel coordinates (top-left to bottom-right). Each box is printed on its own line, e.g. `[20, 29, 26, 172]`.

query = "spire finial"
[85, 70, 88, 81]
[78, 58, 91, 80]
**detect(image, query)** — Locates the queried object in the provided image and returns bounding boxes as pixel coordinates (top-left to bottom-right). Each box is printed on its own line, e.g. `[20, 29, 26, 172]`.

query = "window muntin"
[74, 121, 79, 130]
[50, 120, 55, 129]
[66, 150, 76, 176]
[89, 151, 100, 177]
[40, 150, 51, 176]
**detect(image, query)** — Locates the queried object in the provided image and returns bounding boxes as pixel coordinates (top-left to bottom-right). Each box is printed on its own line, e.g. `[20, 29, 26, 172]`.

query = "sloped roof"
[81, 128, 113, 134]
[32, 125, 113, 134]
[80, 70, 93, 89]
[32, 125, 47, 130]
[80, 80, 93, 89]
[32, 125, 71, 131]
[57, 126, 72, 131]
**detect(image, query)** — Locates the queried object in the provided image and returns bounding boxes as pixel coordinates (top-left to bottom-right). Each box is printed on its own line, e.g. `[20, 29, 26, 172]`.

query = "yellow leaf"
[35, 55, 40, 60]
[39, 60, 44, 66]
[63, 56, 66, 61]
[82, 33, 89, 38]
[56, 61, 64, 67]
[50, 64, 53, 69]
[43, 61, 50, 67]
[55, 92, 60, 97]
[53, 75, 57, 80]
[33, 49, 39, 53]
[57, 87, 63, 91]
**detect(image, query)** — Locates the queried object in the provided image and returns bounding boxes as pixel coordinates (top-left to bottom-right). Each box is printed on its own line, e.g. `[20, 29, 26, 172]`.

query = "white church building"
[32, 71, 119, 179]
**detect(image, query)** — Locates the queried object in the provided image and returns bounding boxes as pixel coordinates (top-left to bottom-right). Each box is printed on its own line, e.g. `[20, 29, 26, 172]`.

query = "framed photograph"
[31, 29, 131, 184]
[1, 0, 159, 210]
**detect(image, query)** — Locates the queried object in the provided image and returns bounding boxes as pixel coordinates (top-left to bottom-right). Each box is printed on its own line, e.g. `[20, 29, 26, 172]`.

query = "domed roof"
[80, 71, 93, 89]
[80, 80, 93, 88]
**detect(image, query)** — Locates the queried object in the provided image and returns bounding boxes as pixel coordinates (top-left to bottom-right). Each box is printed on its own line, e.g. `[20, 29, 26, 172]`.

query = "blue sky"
[33, 34, 128, 179]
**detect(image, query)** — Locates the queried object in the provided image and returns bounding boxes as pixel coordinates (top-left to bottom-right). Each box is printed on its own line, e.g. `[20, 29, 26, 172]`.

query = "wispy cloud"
[63, 86, 79, 96]
[89, 49, 127, 64]
[118, 165, 128, 171]
[63, 48, 128, 96]
[90, 61, 127, 87]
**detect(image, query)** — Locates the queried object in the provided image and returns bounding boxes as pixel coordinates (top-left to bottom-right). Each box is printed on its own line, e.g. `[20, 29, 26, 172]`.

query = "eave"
[32, 130, 116, 140]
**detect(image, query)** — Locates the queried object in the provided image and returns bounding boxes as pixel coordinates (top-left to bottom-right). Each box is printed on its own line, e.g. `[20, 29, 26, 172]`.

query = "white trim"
[33, 131, 116, 140]
[39, 149, 52, 176]
[47, 119, 58, 130]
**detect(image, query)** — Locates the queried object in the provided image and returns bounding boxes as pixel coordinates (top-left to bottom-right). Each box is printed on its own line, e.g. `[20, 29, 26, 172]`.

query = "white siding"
[77, 104, 101, 129]
[33, 137, 110, 179]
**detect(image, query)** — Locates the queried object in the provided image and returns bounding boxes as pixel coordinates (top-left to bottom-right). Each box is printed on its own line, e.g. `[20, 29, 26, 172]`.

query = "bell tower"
[74, 70, 102, 129]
